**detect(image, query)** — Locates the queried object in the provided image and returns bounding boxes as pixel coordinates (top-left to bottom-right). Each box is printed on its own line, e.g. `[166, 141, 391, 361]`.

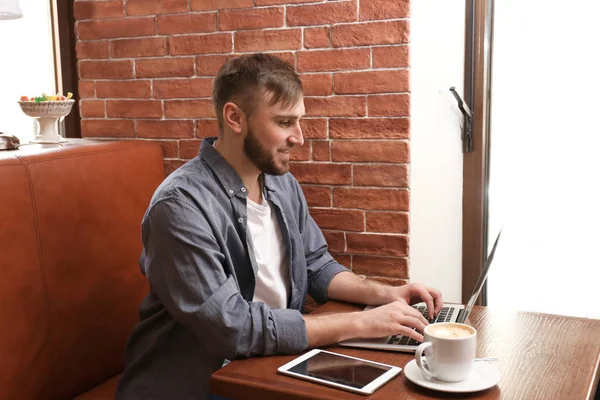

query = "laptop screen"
[463, 227, 503, 317]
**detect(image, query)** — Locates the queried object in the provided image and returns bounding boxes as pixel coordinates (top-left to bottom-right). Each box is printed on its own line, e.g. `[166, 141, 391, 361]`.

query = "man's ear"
[223, 102, 246, 136]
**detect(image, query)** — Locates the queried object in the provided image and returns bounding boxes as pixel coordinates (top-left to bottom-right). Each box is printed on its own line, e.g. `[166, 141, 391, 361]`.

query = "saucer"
[403, 359, 501, 393]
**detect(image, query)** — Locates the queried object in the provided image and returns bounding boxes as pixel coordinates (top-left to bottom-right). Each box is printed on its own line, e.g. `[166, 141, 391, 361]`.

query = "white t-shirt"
[247, 197, 290, 309]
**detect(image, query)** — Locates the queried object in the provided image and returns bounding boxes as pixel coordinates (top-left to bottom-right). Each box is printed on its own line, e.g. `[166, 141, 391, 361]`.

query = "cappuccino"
[428, 323, 474, 339]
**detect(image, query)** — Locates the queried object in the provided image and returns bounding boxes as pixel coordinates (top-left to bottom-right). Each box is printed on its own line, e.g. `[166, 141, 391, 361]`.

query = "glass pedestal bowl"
[17, 100, 75, 144]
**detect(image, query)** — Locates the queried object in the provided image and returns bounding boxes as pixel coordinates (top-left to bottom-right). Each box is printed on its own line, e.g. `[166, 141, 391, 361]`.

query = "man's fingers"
[414, 287, 435, 319]
[397, 301, 429, 325]
[426, 286, 444, 315]
[399, 315, 427, 334]
[395, 323, 425, 343]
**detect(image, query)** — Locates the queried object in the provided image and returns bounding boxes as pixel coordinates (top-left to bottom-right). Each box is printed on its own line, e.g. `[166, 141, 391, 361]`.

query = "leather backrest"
[0, 141, 164, 399]
[0, 156, 53, 400]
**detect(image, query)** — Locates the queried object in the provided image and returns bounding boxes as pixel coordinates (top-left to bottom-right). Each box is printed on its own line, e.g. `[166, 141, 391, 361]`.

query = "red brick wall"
[74, 0, 411, 286]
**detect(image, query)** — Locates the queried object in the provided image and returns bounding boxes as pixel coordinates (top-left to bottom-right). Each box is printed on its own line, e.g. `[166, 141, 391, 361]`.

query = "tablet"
[277, 349, 402, 395]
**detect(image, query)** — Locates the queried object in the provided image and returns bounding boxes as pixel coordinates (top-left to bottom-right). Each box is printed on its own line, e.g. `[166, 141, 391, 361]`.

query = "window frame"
[50, 0, 80, 138]
[462, 0, 495, 304]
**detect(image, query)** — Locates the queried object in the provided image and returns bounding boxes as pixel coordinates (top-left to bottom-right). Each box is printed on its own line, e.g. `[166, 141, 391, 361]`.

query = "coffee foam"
[429, 324, 474, 338]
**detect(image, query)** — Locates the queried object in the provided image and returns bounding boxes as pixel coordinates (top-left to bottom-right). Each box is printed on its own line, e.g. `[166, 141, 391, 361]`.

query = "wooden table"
[210, 302, 600, 399]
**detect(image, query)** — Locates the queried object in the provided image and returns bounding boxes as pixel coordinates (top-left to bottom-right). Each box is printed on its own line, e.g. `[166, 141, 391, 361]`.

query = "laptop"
[340, 228, 503, 353]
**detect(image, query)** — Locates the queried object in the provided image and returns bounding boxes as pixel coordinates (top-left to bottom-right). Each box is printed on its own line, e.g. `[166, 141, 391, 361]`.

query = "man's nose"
[289, 124, 304, 147]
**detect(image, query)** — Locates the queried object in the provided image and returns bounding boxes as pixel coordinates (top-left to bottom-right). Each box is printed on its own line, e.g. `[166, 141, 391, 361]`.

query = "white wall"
[409, 0, 465, 302]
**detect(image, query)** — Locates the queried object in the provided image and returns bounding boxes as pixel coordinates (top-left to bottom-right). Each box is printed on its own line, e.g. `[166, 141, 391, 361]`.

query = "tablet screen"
[288, 351, 392, 389]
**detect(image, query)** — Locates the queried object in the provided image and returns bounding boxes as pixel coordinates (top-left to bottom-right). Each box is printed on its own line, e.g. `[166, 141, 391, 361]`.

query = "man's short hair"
[212, 53, 303, 133]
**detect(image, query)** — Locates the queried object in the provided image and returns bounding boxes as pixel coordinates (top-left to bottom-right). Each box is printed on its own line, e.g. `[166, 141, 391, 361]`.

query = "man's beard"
[243, 127, 289, 175]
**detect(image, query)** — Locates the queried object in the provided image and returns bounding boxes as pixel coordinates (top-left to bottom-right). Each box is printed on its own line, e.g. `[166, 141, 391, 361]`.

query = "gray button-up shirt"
[116, 137, 348, 400]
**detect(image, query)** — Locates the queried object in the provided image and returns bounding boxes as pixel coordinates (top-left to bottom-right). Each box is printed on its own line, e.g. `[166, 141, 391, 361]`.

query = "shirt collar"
[199, 137, 278, 197]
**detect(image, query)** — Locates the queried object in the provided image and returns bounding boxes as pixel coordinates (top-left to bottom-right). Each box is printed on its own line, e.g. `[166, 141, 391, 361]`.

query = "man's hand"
[384, 283, 443, 320]
[358, 301, 429, 342]
[304, 300, 430, 347]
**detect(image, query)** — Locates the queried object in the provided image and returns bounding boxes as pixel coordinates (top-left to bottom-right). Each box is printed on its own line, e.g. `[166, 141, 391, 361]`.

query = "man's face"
[243, 92, 305, 175]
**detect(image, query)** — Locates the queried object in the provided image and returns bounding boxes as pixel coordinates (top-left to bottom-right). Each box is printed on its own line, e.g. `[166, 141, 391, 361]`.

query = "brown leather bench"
[0, 140, 164, 399]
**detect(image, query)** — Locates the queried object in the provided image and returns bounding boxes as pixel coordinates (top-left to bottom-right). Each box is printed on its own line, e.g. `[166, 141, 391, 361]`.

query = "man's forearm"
[303, 311, 364, 348]
[327, 271, 393, 306]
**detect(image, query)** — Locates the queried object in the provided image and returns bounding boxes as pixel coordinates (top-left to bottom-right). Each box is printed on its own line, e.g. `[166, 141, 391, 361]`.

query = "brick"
[290, 163, 351, 185]
[332, 254, 351, 268]
[256, 0, 314, 5]
[354, 164, 408, 187]
[360, 0, 409, 21]
[368, 94, 410, 117]
[332, 140, 409, 163]
[196, 55, 228, 75]
[235, 29, 301, 52]
[334, 187, 409, 211]
[170, 33, 232, 55]
[126, 0, 189, 16]
[137, 120, 194, 138]
[311, 141, 330, 161]
[191, 0, 252, 11]
[287, 1, 356, 26]
[301, 185, 331, 207]
[310, 208, 364, 231]
[165, 159, 187, 176]
[229, 52, 295, 68]
[304, 27, 330, 49]
[271, 52, 296, 67]
[346, 233, 408, 256]
[335, 70, 409, 94]
[74, 1, 124, 20]
[79, 60, 133, 79]
[322, 231, 345, 253]
[353, 255, 408, 278]
[164, 100, 215, 118]
[300, 118, 327, 139]
[179, 140, 202, 158]
[329, 118, 410, 139]
[196, 120, 220, 138]
[301, 74, 332, 96]
[79, 81, 95, 98]
[96, 80, 152, 99]
[157, 12, 217, 34]
[297, 49, 370, 73]
[290, 144, 310, 161]
[156, 140, 179, 158]
[153, 78, 213, 99]
[373, 46, 410, 68]
[76, 41, 109, 59]
[366, 212, 409, 234]
[106, 100, 163, 118]
[332, 20, 409, 47]
[81, 119, 136, 137]
[136, 57, 195, 78]
[304, 97, 366, 117]
[220, 7, 284, 31]
[77, 17, 155, 40]
[110, 37, 168, 58]
[80, 100, 105, 118]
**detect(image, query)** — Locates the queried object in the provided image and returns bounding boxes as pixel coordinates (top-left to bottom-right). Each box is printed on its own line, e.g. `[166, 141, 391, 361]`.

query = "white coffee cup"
[415, 322, 477, 382]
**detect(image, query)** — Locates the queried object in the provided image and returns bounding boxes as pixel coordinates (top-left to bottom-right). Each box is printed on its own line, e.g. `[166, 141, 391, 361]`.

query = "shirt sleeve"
[298, 187, 350, 304]
[141, 196, 308, 360]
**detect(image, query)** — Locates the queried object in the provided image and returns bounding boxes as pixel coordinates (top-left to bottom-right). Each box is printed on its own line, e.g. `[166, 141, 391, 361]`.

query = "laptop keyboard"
[386, 305, 455, 346]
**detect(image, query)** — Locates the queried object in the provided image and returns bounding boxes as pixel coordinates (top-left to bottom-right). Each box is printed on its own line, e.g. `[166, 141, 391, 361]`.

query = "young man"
[116, 54, 443, 400]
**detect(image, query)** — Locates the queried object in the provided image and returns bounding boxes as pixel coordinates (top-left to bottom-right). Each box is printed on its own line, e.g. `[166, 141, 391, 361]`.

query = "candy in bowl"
[18, 94, 74, 144]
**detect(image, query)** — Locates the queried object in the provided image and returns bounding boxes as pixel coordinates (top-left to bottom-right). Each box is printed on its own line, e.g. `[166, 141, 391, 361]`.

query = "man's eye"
[279, 120, 291, 127]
